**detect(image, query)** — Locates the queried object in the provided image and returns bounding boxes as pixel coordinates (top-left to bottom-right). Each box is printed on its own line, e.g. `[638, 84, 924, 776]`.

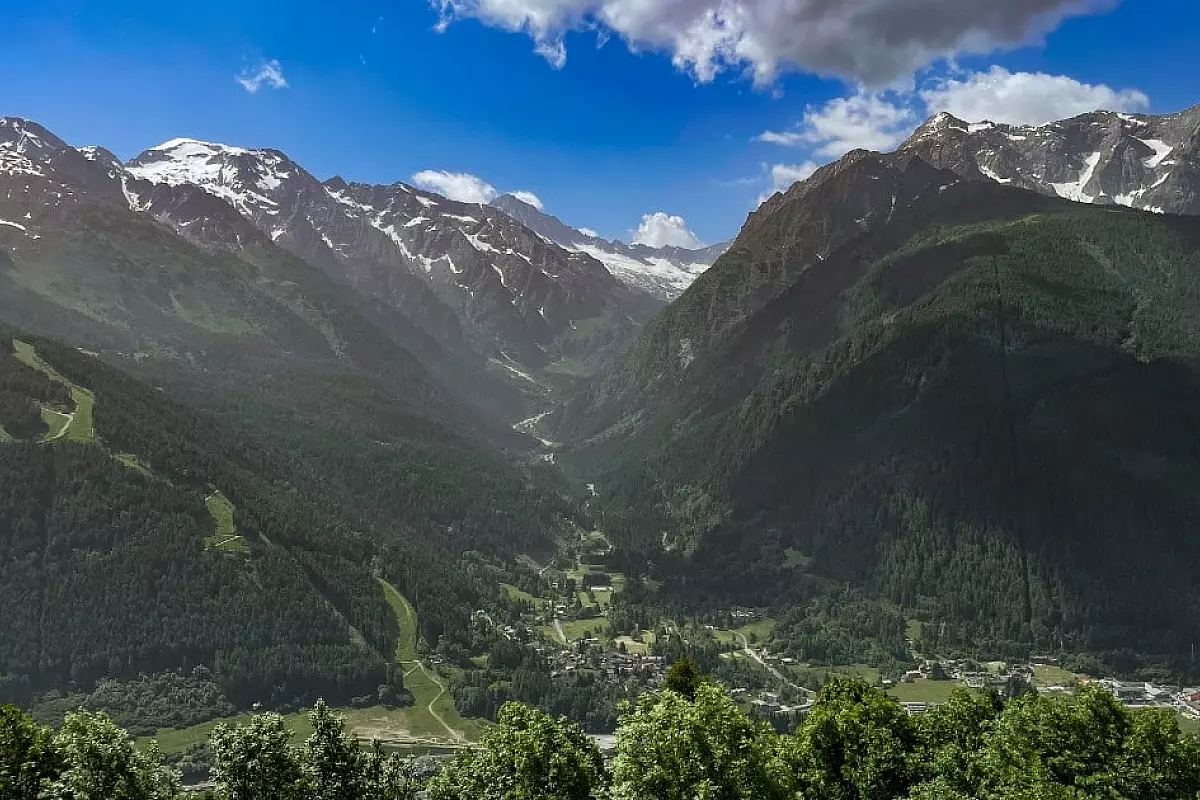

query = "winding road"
[736, 633, 815, 698]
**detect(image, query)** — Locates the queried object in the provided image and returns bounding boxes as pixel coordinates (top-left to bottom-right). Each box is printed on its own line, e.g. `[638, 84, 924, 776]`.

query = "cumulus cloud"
[430, 0, 1112, 86]
[578, 227, 601, 238]
[510, 190, 545, 210]
[411, 170, 549, 210]
[632, 212, 703, 248]
[918, 66, 1150, 125]
[236, 59, 288, 93]
[770, 162, 820, 190]
[756, 162, 820, 204]
[761, 93, 919, 158]
[412, 170, 499, 203]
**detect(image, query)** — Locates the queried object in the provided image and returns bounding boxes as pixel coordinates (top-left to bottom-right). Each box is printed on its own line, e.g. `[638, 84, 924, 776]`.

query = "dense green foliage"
[568, 183, 1200, 678]
[10, 675, 1199, 799]
[426, 703, 606, 800]
[449, 649, 637, 733]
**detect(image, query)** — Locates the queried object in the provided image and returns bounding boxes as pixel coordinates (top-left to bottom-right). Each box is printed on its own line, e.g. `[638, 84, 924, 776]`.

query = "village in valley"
[477, 525, 1200, 733]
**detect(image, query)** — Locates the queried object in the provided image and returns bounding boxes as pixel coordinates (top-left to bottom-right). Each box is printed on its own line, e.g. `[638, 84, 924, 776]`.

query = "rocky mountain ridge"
[125, 138, 634, 367]
[490, 193, 728, 301]
[895, 105, 1200, 215]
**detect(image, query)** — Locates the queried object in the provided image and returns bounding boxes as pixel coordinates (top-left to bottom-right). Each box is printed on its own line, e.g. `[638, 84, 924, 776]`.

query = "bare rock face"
[897, 106, 1200, 216]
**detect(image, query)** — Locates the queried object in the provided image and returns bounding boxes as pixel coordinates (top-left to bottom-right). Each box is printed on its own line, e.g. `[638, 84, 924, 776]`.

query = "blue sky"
[2, 0, 1198, 244]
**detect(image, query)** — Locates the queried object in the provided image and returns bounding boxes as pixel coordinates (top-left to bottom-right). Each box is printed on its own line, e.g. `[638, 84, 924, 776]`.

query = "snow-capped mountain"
[897, 105, 1200, 215]
[490, 193, 728, 301]
[124, 139, 633, 366]
[0, 118, 129, 226]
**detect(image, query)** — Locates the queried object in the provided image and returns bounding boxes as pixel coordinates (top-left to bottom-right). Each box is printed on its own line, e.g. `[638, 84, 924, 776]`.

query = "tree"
[611, 683, 789, 800]
[305, 701, 417, 800]
[426, 702, 606, 800]
[913, 689, 1002, 794]
[305, 700, 367, 800]
[786, 679, 918, 800]
[1116, 707, 1200, 800]
[40, 710, 178, 800]
[980, 684, 1128, 798]
[0, 705, 60, 800]
[210, 712, 306, 800]
[663, 655, 702, 700]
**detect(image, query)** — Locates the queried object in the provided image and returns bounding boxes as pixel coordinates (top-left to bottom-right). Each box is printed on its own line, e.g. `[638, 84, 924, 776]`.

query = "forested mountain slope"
[0, 325, 575, 717]
[562, 178, 1200, 672]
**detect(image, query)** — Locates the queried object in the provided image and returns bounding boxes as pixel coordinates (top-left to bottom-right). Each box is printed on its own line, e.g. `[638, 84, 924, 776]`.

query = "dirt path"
[416, 662, 465, 743]
[553, 618, 567, 645]
[44, 410, 75, 441]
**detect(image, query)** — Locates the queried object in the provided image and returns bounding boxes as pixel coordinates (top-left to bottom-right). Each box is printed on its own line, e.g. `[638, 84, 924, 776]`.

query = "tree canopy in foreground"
[4, 676, 1200, 799]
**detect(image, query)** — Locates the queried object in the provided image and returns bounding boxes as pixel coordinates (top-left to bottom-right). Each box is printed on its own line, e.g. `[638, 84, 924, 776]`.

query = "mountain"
[126, 139, 649, 373]
[491, 193, 729, 301]
[556, 150, 965, 439]
[559, 122, 1200, 673]
[897, 105, 1200, 215]
[0, 321, 577, 718]
[0, 117, 509, 443]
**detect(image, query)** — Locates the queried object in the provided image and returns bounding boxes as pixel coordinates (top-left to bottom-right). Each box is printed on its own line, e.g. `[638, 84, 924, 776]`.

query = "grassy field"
[138, 705, 479, 756]
[559, 618, 606, 642]
[889, 679, 967, 705]
[501, 583, 546, 608]
[377, 578, 481, 742]
[712, 617, 776, 647]
[1179, 716, 1200, 738]
[378, 578, 419, 662]
[63, 385, 95, 442]
[139, 711, 315, 753]
[204, 491, 247, 553]
[13, 339, 96, 443]
[1031, 665, 1079, 688]
[40, 407, 71, 440]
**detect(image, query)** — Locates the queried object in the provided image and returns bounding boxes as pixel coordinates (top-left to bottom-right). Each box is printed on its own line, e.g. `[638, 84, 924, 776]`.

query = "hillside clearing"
[13, 339, 96, 443]
[204, 491, 247, 553]
[376, 577, 480, 743]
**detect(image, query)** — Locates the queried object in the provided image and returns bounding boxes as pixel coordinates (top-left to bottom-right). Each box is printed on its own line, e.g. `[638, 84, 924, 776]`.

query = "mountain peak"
[489, 194, 727, 301]
[894, 103, 1200, 215]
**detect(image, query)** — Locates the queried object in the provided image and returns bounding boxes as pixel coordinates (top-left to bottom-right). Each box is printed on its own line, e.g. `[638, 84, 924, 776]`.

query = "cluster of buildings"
[546, 644, 667, 682]
[729, 687, 812, 716]
[890, 659, 1035, 690]
[1084, 678, 1200, 717]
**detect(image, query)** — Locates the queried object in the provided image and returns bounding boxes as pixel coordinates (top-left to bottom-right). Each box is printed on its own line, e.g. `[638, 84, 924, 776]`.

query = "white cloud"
[919, 66, 1150, 125]
[578, 227, 601, 238]
[411, 171, 550, 211]
[756, 130, 805, 147]
[236, 59, 288, 93]
[510, 190, 545, 210]
[431, 0, 1111, 86]
[412, 170, 499, 203]
[760, 93, 919, 159]
[631, 212, 703, 248]
[770, 162, 819, 190]
[757, 162, 820, 204]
